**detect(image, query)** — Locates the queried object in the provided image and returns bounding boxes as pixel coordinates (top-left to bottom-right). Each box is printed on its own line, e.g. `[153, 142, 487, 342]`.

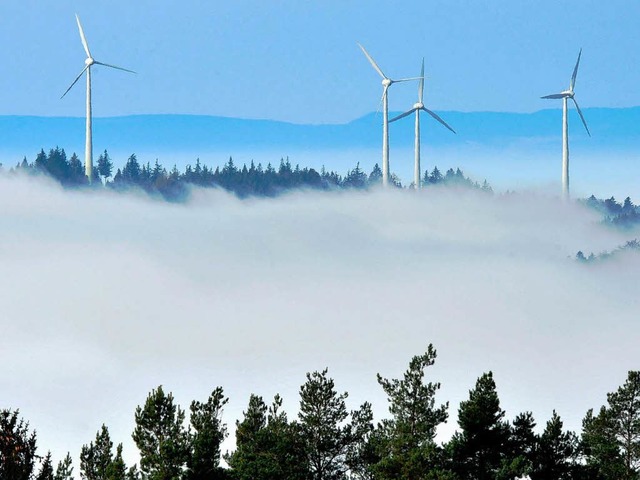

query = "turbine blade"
[389, 108, 417, 123]
[375, 86, 389, 116]
[571, 48, 582, 91]
[418, 58, 424, 104]
[94, 61, 137, 74]
[571, 97, 591, 137]
[394, 76, 423, 83]
[424, 108, 456, 134]
[357, 43, 386, 79]
[61, 65, 89, 99]
[75, 14, 92, 58]
[541, 93, 568, 99]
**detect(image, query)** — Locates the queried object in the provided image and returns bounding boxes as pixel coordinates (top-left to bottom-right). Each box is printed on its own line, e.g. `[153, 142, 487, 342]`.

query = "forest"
[5, 147, 491, 200]
[2, 345, 639, 480]
[3, 148, 639, 234]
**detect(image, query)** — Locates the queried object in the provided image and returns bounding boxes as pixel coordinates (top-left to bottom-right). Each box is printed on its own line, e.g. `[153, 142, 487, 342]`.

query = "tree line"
[582, 196, 640, 229]
[5, 146, 640, 232]
[2, 345, 639, 480]
[5, 147, 491, 201]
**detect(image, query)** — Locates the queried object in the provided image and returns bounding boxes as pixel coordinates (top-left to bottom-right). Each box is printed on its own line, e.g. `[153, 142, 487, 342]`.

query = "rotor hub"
[85, 57, 95, 66]
[414, 102, 424, 109]
[382, 78, 392, 87]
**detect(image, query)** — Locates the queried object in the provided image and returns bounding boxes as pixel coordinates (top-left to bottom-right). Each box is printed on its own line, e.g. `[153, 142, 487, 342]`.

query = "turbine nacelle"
[382, 78, 392, 87]
[413, 102, 424, 110]
[540, 49, 590, 137]
[85, 57, 95, 66]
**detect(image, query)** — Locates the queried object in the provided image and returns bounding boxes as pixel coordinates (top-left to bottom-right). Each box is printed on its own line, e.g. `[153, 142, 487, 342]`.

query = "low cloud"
[1, 174, 638, 467]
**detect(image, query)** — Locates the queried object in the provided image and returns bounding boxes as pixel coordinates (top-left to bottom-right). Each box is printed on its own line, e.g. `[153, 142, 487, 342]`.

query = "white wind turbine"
[389, 59, 456, 189]
[61, 14, 136, 183]
[541, 49, 590, 199]
[358, 43, 422, 187]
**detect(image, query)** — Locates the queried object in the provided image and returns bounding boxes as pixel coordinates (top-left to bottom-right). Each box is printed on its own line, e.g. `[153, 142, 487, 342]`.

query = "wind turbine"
[61, 14, 135, 183]
[541, 49, 590, 199]
[358, 43, 422, 187]
[389, 59, 456, 189]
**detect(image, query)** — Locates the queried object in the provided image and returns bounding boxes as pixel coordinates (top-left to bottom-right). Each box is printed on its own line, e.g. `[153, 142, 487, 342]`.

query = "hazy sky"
[1, 0, 639, 123]
[2, 175, 639, 469]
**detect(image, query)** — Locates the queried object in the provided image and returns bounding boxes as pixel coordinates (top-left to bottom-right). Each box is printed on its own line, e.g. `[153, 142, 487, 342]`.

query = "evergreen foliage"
[449, 372, 511, 480]
[10, 147, 493, 201]
[186, 387, 228, 480]
[80, 425, 133, 480]
[0, 409, 38, 480]
[35, 452, 54, 480]
[583, 195, 640, 229]
[531, 411, 580, 480]
[132, 386, 190, 480]
[575, 239, 640, 263]
[298, 368, 373, 480]
[54, 453, 74, 480]
[3, 349, 639, 480]
[372, 344, 449, 480]
[225, 394, 308, 480]
[582, 371, 640, 480]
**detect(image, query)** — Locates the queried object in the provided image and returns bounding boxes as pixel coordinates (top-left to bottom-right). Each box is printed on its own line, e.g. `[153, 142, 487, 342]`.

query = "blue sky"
[1, 0, 639, 124]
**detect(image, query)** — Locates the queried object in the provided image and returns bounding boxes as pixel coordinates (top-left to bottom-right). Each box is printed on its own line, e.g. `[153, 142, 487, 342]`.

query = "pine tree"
[299, 369, 372, 480]
[368, 164, 382, 185]
[122, 154, 141, 185]
[80, 424, 115, 480]
[498, 411, 536, 479]
[372, 344, 449, 480]
[429, 167, 443, 184]
[186, 387, 228, 480]
[607, 371, 640, 478]
[449, 372, 510, 480]
[531, 411, 579, 480]
[226, 394, 309, 480]
[54, 453, 74, 480]
[36, 452, 54, 480]
[344, 163, 367, 189]
[581, 406, 626, 480]
[68, 153, 86, 184]
[0, 409, 38, 480]
[97, 150, 114, 182]
[132, 386, 189, 480]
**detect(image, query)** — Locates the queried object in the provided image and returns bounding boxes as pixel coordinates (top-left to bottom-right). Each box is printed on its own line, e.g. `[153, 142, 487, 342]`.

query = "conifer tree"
[54, 453, 74, 480]
[132, 386, 189, 480]
[449, 372, 510, 480]
[186, 387, 228, 480]
[531, 411, 579, 480]
[36, 452, 54, 480]
[80, 424, 115, 480]
[226, 394, 308, 480]
[299, 368, 372, 480]
[0, 409, 38, 480]
[97, 150, 114, 182]
[372, 344, 449, 480]
[581, 406, 625, 480]
[607, 371, 640, 478]
[368, 164, 382, 185]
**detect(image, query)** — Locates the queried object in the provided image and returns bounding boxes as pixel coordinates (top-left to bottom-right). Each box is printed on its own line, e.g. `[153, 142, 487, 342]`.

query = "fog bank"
[1, 175, 638, 468]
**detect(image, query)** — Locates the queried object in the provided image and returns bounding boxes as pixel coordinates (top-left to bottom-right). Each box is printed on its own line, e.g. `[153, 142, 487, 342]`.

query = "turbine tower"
[389, 59, 456, 189]
[62, 14, 135, 183]
[358, 43, 421, 187]
[541, 49, 590, 199]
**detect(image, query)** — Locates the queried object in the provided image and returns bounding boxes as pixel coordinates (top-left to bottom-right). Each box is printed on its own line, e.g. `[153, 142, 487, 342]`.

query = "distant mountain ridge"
[0, 107, 639, 162]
